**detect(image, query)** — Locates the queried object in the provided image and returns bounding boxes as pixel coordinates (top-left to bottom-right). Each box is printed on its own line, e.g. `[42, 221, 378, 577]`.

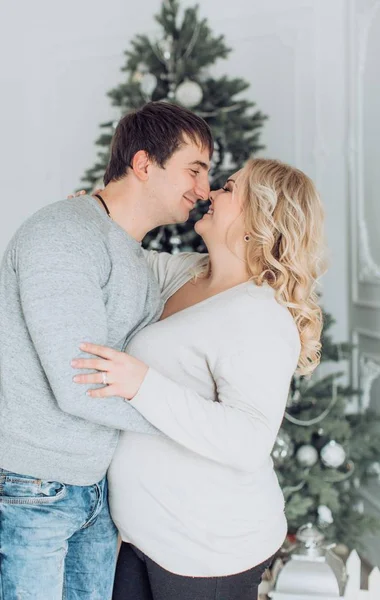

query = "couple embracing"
[0, 102, 325, 600]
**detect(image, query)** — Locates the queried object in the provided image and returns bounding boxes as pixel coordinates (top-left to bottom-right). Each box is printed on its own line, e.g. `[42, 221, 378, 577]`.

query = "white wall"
[0, 0, 349, 341]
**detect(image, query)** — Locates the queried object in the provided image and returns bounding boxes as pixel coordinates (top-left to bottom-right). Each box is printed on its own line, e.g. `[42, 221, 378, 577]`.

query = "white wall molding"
[348, 0, 380, 307]
[359, 353, 380, 411]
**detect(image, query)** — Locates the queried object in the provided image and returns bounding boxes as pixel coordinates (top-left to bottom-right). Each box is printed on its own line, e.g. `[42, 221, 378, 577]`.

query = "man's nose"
[194, 173, 210, 201]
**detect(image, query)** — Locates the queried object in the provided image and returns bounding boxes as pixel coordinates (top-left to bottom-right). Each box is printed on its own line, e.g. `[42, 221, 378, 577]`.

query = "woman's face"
[195, 169, 246, 246]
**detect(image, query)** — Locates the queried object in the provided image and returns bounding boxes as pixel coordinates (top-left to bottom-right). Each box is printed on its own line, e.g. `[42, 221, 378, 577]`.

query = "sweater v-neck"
[159, 280, 253, 322]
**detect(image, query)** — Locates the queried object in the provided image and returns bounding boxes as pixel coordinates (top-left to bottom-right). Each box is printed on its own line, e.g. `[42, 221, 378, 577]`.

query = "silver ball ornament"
[296, 444, 319, 467]
[320, 441, 346, 469]
[175, 80, 203, 108]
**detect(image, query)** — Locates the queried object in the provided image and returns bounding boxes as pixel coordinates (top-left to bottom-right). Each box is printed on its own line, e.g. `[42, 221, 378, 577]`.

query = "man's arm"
[17, 215, 159, 434]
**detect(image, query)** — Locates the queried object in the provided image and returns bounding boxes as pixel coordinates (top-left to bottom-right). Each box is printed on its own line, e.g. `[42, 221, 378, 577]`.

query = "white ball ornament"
[175, 79, 203, 108]
[140, 73, 157, 96]
[320, 441, 346, 469]
[296, 444, 319, 467]
[317, 504, 334, 526]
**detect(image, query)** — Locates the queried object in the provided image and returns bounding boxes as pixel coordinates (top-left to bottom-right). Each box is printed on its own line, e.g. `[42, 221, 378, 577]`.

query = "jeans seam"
[0, 485, 67, 505]
[80, 483, 101, 530]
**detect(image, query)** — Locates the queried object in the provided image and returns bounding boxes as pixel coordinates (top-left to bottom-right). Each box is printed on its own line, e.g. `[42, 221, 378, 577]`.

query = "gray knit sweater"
[0, 196, 163, 485]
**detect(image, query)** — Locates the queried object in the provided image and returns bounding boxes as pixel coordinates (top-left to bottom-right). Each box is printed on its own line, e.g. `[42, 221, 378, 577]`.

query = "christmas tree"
[81, 0, 267, 253]
[272, 310, 380, 549]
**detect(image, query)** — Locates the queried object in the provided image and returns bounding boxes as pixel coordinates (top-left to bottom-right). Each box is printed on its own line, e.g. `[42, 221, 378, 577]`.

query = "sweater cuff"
[129, 367, 165, 416]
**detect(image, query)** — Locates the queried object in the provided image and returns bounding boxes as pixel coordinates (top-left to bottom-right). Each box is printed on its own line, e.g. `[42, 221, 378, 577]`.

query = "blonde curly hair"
[237, 158, 326, 376]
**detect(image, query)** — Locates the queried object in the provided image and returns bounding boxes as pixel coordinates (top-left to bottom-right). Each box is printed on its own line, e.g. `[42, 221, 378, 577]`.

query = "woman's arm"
[142, 249, 207, 297]
[129, 340, 294, 473]
[73, 335, 296, 472]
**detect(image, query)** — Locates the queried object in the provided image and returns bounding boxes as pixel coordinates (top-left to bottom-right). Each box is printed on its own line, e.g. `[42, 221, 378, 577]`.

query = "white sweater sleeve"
[143, 250, 207, 296]
[130, 333, 296, 473]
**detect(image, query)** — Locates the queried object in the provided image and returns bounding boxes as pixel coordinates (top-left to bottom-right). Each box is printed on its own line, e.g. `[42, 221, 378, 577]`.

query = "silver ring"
[102, 371, 108, 386]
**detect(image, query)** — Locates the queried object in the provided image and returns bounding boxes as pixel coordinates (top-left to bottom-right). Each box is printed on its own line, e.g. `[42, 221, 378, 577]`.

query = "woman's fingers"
[87, 385, 116, 398]
[73, 372, 109, 385]
[67, 190, 87, 199]
[79, 342, 117, 360]
[71, 357, 108, 371]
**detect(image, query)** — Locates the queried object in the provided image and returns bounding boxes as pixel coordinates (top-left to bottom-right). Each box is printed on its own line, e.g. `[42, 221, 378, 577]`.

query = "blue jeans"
[0, 468, 118, 600]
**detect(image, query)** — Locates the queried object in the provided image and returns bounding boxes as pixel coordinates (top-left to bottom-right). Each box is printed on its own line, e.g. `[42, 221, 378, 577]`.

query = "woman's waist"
[108, 434, 285, 519]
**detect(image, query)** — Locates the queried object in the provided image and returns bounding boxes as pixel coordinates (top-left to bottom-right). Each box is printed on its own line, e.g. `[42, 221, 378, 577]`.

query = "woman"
[72, 158, 325, 600]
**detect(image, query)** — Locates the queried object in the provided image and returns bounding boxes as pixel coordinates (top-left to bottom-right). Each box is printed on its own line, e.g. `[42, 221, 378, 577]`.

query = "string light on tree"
[272, 431, 294, 467]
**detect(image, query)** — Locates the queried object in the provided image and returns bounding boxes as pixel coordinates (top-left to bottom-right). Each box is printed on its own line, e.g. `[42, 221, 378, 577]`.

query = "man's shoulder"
[14, 198, 106, 247]
[4, 199, 110, 273]
[23, 197, 102, 232]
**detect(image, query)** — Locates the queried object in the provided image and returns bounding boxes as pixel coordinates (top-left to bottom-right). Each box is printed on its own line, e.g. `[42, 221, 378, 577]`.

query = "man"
[0, 101, 212, 600]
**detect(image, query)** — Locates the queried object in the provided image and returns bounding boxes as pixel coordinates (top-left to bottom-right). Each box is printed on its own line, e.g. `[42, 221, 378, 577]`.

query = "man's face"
[146, 138, 211, 225]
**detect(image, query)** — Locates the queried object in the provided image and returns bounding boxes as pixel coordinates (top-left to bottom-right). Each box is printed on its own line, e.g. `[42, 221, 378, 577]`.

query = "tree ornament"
[140, 72, 157, 97]
[317, 505, 334, 527]
[320, 441, 346, 469]
[169, 234, 182, 254]
[353, 500, 364, 514]
[272, 431, 294, 466]
[296, 444, 319, 467]
[149, 239, 163, 251]
[132, 71, 144, 83]
[156, 35, 173, 61]
[175, 79, 203, 107]
[367, 461, 380, 480]
[132, 62, 149, 83]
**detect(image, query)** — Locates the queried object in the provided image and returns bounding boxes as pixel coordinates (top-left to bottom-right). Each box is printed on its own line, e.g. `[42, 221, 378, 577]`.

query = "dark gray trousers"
[112, 542, 274, 600]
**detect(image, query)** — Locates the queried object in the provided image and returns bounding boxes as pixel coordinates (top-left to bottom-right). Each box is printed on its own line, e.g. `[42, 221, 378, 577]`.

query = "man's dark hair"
[103, 102, 214, 186]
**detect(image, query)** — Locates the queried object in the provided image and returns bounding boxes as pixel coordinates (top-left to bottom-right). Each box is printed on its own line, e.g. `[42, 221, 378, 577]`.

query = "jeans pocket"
[0, 470, 67, 505]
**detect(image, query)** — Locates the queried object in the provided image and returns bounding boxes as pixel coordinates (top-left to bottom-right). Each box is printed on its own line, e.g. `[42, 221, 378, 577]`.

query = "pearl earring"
[244, 233, 251, 243]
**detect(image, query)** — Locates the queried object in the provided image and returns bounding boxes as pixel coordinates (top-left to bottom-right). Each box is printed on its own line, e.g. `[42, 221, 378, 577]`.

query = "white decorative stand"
[262, 550, 380, 599]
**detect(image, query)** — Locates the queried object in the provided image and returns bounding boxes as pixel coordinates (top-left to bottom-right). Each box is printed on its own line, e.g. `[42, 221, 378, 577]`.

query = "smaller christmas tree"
[273, 309, 380, 549]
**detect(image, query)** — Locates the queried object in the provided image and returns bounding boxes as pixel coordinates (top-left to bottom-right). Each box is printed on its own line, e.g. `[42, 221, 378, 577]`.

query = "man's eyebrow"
[189, 160, 211, 172]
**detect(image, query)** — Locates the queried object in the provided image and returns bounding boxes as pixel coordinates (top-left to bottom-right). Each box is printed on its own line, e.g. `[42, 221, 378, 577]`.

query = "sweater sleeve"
[130, 332, 296, 472]
[16, 216, 159, 435]
[143, 249, 207, 297]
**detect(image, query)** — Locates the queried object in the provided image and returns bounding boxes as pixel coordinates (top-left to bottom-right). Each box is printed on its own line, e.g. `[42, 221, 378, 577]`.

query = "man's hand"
[72, 342, 149, 400]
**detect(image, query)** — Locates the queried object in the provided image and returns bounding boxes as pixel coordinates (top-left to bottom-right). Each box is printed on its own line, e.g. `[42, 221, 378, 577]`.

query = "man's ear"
[131, 150, 151, 181]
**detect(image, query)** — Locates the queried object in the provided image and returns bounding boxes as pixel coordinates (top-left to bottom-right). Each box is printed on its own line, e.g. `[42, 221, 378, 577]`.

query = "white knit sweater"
[108, 251, 300, 577]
